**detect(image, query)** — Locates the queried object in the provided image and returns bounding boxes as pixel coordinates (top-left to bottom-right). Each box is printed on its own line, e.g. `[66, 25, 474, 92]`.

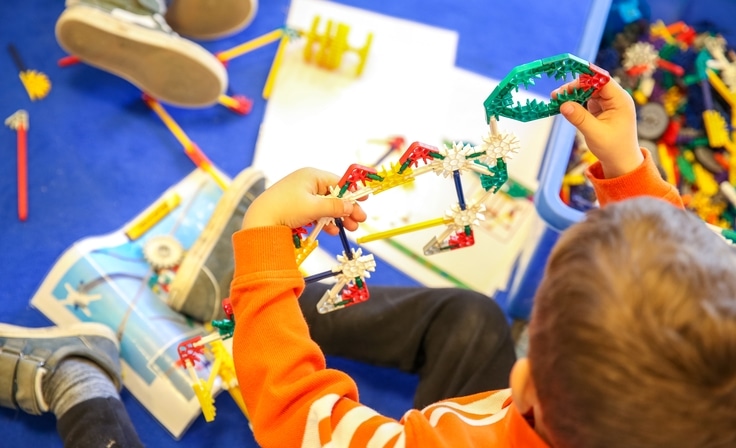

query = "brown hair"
[528, 197, 736, 448]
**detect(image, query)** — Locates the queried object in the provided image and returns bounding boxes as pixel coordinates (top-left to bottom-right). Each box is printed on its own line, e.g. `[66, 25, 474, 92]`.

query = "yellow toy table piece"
[303, 15, 372, 76]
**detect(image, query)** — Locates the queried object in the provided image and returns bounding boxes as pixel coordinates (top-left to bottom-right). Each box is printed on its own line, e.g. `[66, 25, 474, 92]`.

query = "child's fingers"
[340, 217, 360, 232]
[322, 216, 362, 234]
[551, 80, 580, 99]
[559, 101, 599, 137]
[586, 98, 604, 116]
[309, 196, 354, 221]
[322, 223, 340, 236]
[349, 203, 367, 223]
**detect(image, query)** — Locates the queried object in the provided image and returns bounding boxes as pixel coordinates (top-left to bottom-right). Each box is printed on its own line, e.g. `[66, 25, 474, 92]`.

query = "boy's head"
[514, 197, 736, 448]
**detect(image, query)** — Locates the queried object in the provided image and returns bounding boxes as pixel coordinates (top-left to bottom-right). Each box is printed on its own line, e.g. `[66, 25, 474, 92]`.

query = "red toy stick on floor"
[5, 110, 29, 221]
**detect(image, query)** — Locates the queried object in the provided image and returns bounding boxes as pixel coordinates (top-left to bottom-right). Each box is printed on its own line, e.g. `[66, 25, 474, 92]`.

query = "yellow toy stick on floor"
[216, 28, 285, 63]
[262, 30, 293, 100]
[142, 94, 229, 190]
[8, 44, 51, 101]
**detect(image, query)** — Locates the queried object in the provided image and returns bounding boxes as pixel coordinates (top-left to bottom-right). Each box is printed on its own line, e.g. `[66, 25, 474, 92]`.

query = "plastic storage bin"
[503, 0, 736, 321]
[500, 0, 615, 320]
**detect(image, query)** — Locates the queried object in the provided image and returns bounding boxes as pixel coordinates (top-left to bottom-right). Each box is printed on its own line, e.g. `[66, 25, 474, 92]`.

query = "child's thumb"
[560, 102, 596, 136]
[316, 197, 354, 219]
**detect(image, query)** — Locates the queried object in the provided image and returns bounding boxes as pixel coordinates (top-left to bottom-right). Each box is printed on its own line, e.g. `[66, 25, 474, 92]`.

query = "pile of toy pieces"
[561, 18, 736, 240]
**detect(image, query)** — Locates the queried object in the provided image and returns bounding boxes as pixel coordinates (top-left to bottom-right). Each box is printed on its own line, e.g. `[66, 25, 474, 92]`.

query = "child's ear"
[509, 358, 539, 415]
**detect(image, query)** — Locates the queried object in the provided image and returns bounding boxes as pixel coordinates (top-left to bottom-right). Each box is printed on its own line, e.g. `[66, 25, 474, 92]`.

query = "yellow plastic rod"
[144, 96, 229, 190]
[262, 33, 291, 99]
[707, 69, 736, 107]
[217, 29, 284, 62]
[124, 192, 181, 240]
[143, 95, 192, 148]
[657, 142, 676, 186]
[357, 217, 451, 244]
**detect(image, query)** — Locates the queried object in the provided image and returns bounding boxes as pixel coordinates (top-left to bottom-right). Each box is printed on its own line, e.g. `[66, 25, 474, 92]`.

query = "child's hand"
[554, 78, 643, 178]
[242, 167, 367, 235]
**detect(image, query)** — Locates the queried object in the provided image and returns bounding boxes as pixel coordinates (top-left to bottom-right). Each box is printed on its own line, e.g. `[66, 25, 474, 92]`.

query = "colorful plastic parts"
[176, 298, 250, 423]
[483, 53, 610, 123]
[294, 169, 378, 313]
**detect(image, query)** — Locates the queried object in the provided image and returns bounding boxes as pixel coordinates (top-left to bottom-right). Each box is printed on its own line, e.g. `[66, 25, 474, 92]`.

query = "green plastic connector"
[720, 228, 736, 243]
[484, 53, 602, 123]
[212, 318, 235, 340]
[478, 159, 509, 193]
[658, 43, 678, 61]
[683, 50, 712, 85]
[676, 153, 696, 184]
[501, 178, 535, 199]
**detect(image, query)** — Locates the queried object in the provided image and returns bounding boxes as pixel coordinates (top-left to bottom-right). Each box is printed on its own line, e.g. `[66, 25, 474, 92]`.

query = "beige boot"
[56, 0, 228, 107]
[165, 0, 258, 41]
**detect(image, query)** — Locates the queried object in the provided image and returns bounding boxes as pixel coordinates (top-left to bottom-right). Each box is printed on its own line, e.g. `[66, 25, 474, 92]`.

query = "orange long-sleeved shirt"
[587, 149, 682, 208]
[231, 150, 682, 448]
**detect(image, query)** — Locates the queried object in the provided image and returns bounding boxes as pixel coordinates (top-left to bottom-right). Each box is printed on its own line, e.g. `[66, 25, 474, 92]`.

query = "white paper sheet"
[254, 0, 459, 180]
[254, 0, 554, 295]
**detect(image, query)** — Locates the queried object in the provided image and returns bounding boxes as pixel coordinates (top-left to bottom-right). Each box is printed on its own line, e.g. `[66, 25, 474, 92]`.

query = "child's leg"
[299, 284, 516, 408]
[57, 396, 141, 448]
[0, 323, 144, 447]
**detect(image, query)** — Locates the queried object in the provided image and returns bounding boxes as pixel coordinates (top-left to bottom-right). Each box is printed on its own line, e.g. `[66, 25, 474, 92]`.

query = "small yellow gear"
[143, 235, 184, 269]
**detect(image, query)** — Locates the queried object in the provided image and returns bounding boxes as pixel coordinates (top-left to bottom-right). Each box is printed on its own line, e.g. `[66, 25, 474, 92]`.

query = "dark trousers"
[57, 397, 144, 448]
[299, 283, 517, 409]
[55, 286, 515, 446]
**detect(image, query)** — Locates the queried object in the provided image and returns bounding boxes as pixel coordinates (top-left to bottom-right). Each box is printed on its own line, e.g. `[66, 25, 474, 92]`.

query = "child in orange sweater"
[230, 78, 736, 447]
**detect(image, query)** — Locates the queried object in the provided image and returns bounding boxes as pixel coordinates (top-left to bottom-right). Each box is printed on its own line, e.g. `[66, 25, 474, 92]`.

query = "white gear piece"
[445, 202, 486, 231]
[435, 142, 474, 177]
[479, 131, 520, 167]
[143, 235, 185, 269]
[622, 42, 659, 77]
[702, 35, 728, 62]
[335, 248, 376, 281]
[701, 36, 736, 93]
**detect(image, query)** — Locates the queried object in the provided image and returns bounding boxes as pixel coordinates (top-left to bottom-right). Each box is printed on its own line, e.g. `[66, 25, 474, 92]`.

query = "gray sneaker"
[55, 0, 228, 107]
[165, 0, 259, 41]
[167, 168, 266, 322]
[0, 322, 122, 415]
